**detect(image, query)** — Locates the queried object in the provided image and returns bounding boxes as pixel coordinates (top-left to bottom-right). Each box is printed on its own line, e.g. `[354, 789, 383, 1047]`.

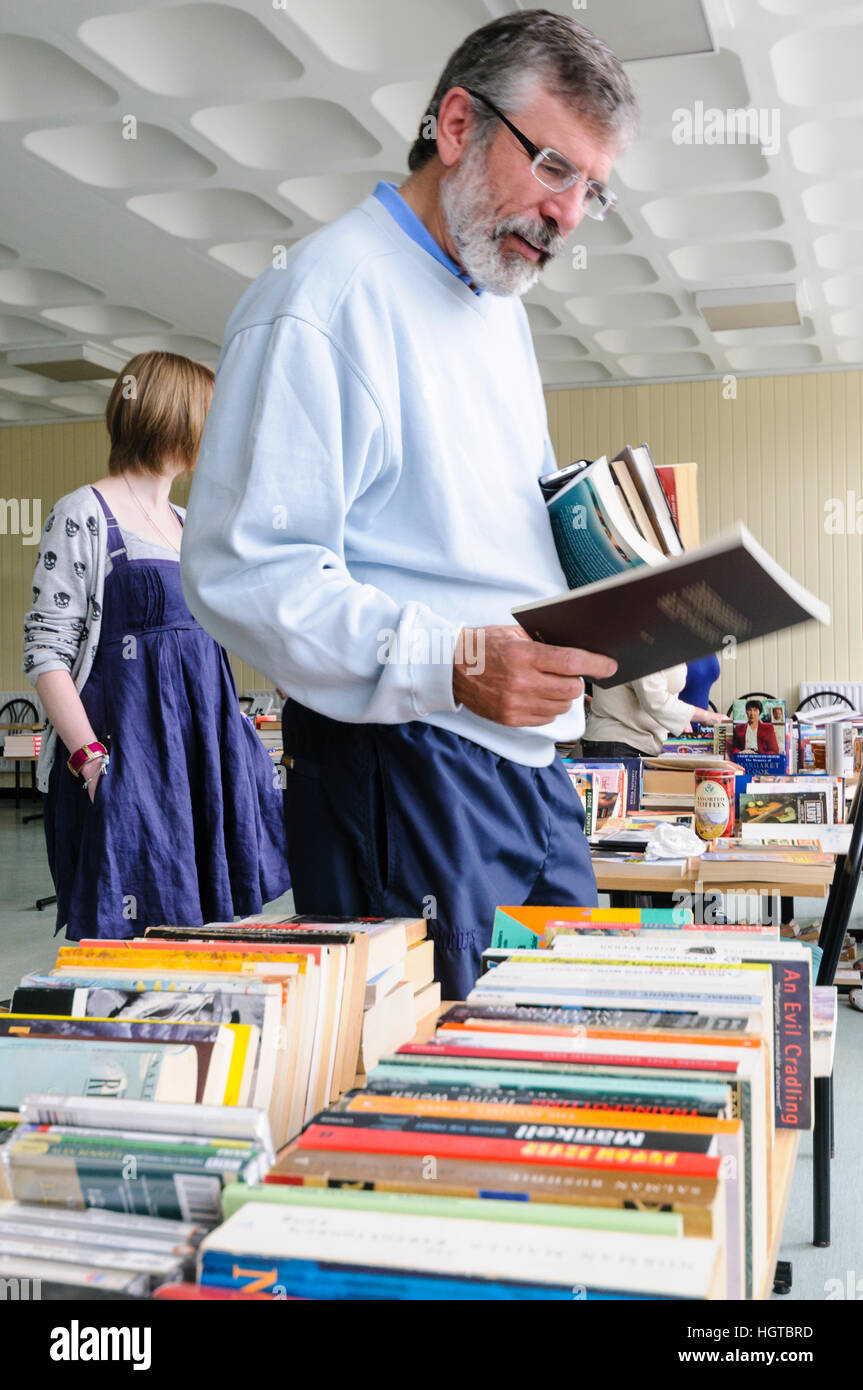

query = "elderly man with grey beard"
[181, 9, 637, 1000]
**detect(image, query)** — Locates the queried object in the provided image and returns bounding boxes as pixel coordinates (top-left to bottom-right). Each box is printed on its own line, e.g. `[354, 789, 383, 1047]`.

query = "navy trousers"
[280, 700, 597, 1002]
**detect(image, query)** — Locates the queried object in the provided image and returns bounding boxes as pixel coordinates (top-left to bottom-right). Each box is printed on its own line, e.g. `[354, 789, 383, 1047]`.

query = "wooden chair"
[0, 697, 42, 811]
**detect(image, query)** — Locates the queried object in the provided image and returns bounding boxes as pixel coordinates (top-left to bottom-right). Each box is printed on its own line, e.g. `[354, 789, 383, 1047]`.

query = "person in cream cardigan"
[581, 664, 723, 758]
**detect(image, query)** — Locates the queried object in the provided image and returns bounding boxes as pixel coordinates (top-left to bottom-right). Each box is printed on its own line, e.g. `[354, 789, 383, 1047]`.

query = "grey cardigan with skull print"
[23, 486, 110, 791]
[23, 485, 186, 791]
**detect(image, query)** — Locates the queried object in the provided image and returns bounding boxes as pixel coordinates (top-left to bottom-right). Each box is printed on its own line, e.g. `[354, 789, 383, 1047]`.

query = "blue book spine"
[199, 1252, 668, 1300]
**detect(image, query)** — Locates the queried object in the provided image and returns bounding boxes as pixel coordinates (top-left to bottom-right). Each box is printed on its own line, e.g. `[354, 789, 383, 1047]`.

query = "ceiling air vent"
[5, 341, 126, 382]
[696, 284, 802, 333]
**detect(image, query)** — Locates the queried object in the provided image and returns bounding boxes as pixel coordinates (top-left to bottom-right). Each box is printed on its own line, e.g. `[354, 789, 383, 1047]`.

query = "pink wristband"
[68, 741, 107, 777]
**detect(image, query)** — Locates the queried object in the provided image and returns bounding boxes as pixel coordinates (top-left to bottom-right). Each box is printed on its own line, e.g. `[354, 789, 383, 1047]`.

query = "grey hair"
[407, 8, 638, 173]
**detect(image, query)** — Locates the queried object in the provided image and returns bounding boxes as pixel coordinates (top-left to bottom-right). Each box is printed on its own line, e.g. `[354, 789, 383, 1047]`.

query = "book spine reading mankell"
[295, 1124, 721, 1176]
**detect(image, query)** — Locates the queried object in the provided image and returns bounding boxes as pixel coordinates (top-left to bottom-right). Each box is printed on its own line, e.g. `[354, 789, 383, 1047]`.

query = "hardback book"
[513, 524, 829, 689]
[656, 462, 700, 550]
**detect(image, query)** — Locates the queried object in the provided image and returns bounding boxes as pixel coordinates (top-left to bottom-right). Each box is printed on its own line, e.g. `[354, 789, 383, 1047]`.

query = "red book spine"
[396, 1043, 738, 1072]
[296, 1124, 721, 1177]
[656, 466, 679, 527]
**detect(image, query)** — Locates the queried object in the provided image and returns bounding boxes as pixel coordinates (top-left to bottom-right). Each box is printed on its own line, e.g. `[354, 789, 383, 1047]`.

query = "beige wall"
[546, 370, 863, 714]
[0, 420, 268, 701]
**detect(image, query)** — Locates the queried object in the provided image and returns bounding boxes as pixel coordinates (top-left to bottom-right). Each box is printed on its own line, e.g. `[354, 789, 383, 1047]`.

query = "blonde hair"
[105, 351, 215, 476]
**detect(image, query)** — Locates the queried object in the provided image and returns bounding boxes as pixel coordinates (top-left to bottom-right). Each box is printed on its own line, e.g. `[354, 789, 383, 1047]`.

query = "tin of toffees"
[693, 767, 736, 841]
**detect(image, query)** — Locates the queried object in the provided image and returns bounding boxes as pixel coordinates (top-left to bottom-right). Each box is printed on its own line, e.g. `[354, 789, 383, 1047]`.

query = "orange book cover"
[436, 1019, 763, 1048]
[345, 1093, 742, 1134]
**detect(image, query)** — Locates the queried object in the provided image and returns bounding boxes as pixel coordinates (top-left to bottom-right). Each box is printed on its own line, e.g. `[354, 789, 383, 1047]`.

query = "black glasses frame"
[462, 87, 617, 218]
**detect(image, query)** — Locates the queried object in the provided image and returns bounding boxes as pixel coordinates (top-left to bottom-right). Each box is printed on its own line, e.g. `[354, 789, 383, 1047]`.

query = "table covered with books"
[561, 704, 858, 928]
[0, 896, 833, 1302]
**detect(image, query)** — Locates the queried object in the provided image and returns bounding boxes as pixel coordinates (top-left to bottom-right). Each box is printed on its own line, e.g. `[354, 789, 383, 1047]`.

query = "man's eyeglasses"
[463, 88, 618, 222]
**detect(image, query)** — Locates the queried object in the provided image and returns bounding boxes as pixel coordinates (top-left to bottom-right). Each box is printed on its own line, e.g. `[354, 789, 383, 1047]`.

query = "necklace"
[122, 473, 181, 552]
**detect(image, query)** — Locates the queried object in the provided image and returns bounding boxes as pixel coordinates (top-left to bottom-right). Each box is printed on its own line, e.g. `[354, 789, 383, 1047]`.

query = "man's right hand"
[452, 624, 617, 728]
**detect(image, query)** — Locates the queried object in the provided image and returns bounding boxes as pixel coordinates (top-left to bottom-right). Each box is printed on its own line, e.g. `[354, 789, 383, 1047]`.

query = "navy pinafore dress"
[44, 487, 292, 940]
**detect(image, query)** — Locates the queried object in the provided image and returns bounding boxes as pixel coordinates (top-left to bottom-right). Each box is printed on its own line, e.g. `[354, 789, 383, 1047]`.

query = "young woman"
[24, 351, 291, 940]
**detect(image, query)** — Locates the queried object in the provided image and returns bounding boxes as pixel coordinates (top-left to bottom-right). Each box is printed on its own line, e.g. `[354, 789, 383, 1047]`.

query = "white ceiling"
[0, 0, 862, 423]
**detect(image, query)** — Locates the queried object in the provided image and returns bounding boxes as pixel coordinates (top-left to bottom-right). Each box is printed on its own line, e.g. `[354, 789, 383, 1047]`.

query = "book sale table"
[594, 855, 834, 925]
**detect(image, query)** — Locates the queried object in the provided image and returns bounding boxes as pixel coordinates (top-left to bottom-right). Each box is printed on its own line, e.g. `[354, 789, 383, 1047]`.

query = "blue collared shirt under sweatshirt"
[181, 183, 584, 767]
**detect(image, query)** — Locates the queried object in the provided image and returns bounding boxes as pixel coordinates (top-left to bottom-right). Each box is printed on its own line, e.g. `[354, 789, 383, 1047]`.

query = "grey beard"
[440, 147, 564, 297]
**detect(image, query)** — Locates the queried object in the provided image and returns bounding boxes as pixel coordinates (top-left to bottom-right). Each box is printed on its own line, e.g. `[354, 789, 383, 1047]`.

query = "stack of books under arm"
[194, 904, 817, 1302]
[520, 447, 828, 690]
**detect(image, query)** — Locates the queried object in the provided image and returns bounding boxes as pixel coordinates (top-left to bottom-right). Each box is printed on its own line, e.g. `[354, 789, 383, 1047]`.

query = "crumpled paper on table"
[644, 823, 708, 860]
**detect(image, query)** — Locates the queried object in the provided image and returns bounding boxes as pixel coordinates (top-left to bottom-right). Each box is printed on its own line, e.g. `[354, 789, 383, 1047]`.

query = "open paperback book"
[514, 520, 829, 688]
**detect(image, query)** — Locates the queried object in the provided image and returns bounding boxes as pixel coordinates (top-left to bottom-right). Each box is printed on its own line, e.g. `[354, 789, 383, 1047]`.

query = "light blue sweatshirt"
[180, 185, 584, 767]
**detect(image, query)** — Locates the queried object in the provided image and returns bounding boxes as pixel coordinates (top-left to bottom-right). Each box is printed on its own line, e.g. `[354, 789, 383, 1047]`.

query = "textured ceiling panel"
[595, 325, 699, 353]
[535, 0, 713, 64]
[616, 139, 769, 193]
[725, 343, 822, 369]
[567, 293, 681, 327]
[621, 351, 715, 377]
[641, 191, 783, 242]
[278, 171, 405, 223]
[207, 241, 296, 281]
[41, 305, 173, 334]
[0, 35, 116, 120]
[814, 234, 863, 272]
[628, 47, 750, 128]
[0, 270, 102, 306]
[788, 116, 863, 177]
[771, 25, 863, 107]
[190, 97, 380, 171]
[112, 334, 221, 360]
[540, 359, 611, 385]
[280, 0, 490, 73]
[0, 316, 66, 347]
[24, 122, 217, 187]
[126, 189, 290, 240]
[49, 390, 114, 414]
[669, 239, 795, 282]
[0, 397, 50, 421]
[532, 334, 588, 361]
[802, 180, 863, 226]
[0, 0, 860, 423]
[524, 304, 562, 332]
[77, 4, 303, 97]
[542, 253, 657, 296]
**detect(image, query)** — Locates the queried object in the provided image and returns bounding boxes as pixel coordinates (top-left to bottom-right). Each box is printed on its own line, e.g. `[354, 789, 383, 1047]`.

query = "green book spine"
[221, 1181, 682, 1237]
